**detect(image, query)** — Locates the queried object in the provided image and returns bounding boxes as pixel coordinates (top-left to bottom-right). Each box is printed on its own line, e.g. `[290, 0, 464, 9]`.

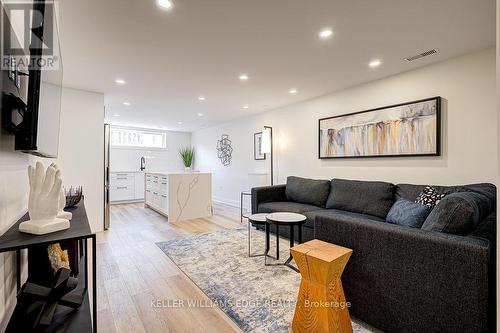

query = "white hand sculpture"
[19, 162, 70, 235]
[50, 163, 73, 220]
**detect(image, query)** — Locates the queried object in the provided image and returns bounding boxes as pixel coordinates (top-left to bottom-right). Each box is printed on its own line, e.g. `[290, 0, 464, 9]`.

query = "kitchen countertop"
[145, 171, 209, 175]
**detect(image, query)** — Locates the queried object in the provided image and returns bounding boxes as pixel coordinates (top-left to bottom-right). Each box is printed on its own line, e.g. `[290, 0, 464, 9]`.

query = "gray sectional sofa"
[251, 176, 496, 333]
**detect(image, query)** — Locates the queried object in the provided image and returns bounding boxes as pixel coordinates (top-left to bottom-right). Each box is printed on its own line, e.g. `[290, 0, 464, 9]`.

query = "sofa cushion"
[421, 191, 492, 235]
[285, 176, 331, 207]
[386, 198, 432, 228]
[325, 179, 395, 219]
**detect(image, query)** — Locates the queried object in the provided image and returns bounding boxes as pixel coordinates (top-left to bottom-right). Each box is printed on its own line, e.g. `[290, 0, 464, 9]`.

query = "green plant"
[179, 147, 195, 168]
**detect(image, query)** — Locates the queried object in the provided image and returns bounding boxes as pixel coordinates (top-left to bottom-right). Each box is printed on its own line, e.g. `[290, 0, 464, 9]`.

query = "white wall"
[58, 87, 105, 232]
[193, 49, 497, 206]
[0, 137, 49, 331]
[110, 130, 191, 172]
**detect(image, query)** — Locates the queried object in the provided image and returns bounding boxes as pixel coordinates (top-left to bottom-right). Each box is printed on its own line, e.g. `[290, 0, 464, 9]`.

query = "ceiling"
[58, 0, 496, 132]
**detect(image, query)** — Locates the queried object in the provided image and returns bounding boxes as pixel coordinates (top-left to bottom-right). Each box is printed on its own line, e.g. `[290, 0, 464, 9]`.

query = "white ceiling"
[59, 0, 496, 132]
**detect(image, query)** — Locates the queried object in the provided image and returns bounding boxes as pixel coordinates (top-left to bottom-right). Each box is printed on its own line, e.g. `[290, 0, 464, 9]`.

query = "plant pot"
[184, 167, 192, 172]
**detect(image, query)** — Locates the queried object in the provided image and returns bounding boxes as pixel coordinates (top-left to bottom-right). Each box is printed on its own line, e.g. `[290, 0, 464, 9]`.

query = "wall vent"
[404, 49, 438, 62]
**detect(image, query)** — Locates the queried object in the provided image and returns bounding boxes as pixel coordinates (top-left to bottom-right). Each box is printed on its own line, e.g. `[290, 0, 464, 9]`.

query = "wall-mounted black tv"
[14, 0, 63, 158]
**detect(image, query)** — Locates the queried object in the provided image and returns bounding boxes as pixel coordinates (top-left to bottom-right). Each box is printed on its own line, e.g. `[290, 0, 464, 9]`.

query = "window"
[110, 126, 167, 149]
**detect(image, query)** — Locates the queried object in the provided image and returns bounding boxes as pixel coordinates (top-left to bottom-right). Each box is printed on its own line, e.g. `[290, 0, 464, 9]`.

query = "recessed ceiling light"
[123, 102, 131, 106]
[242, 105, 249, 109]
[318, 29, 333, 39]
[113, 114, 121, 117]
[177, 121, 183, 125]
[289, 89, 298, 94]
[197, 113, 204, 117]
[115, 79, 126, 85]
[158, 0, 173, 10]
[198, 96, 206, 101]
[239, 74, 249, 81]
[369, 59, 382, 68]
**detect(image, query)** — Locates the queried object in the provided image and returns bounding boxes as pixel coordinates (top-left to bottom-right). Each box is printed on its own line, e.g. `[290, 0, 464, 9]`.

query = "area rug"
[157, 228, 380, 333]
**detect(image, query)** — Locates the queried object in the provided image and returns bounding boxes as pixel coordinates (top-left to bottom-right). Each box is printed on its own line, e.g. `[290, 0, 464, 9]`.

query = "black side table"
[265, 212, 307, 272]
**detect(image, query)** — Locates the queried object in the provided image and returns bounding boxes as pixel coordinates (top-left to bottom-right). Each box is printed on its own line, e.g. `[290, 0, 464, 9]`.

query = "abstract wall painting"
[254, 132, 265, 160]
[318, 97, 441, 158]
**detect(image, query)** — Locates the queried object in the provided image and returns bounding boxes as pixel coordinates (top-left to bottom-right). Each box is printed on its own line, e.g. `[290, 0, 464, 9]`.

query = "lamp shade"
[261, 127, 272, 153]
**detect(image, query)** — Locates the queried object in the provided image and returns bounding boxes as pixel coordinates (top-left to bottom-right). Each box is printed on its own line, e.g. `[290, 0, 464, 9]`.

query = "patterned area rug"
[157, 228, 380, 333]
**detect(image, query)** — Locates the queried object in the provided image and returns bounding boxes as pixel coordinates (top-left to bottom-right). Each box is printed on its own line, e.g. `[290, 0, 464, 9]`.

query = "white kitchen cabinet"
[110, 171, 145, 203]
[134, 172, 145, 200]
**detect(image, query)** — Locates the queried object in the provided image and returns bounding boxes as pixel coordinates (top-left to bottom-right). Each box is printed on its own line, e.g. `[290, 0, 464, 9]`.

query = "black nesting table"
[0, 201, 97, 333]
[264, 212, 307, 272]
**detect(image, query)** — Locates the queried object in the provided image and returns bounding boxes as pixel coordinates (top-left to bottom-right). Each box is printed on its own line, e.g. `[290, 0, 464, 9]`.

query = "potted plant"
[179, 147, 195, 172]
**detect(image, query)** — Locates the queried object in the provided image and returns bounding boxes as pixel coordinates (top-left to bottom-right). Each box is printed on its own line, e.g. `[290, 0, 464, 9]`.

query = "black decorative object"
[216, 134, 233, 166]
[65, 186, 83, 208]
[16, 268, 83, 330]
[319, 96, 441, 158]
[254, 132, 265, 160]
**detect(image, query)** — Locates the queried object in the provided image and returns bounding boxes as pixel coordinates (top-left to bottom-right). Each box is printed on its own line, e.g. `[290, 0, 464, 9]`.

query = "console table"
[0, 202, 96, 333]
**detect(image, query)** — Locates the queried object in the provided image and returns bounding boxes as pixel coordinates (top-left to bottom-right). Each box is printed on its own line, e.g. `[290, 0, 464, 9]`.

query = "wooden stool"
[290, 239, 353, 333]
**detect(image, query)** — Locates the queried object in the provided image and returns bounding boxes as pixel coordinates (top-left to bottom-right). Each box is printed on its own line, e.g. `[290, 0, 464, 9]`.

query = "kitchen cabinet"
[110, 171, 145, 203]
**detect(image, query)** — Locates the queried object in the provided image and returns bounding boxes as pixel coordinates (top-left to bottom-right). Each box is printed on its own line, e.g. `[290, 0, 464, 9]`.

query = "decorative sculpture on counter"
[17, 267, 83, 330]
[19, 162, 70, 235]
[64, 186, 83, 208]
[50, 164, 73, 220]
[216, 134, 233, 166]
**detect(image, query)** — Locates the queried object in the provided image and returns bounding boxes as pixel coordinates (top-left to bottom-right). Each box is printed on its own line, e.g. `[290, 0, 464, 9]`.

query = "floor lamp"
[261, 126, 273, 185]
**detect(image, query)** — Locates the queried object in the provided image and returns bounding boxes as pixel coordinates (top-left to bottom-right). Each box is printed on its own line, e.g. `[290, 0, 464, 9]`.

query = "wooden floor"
[96, 202, 245, 333]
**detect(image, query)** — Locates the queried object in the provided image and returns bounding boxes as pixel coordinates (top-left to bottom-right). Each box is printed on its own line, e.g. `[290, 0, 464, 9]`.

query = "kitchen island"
[144, 172, 212, 222]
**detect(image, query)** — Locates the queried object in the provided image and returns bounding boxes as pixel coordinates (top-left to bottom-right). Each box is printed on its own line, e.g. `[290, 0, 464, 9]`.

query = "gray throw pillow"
[386, 198, 432, 228]
[421, 192, 492, 235]
[285, 176, 331, 208]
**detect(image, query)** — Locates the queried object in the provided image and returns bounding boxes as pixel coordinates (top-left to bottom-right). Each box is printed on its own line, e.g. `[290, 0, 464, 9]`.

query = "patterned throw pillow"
[415, 186, 446, 208]
[387, 198, 433, 228]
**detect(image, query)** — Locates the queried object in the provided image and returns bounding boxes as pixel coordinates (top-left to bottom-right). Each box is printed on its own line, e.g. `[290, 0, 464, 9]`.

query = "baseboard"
[213, 196, 240, 208]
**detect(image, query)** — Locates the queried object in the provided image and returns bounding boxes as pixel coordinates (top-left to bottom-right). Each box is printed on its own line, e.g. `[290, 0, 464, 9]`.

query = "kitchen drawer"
[110, 176, 134, 187]
[110, 185, 134, 202]
[112, 172, 135, 178]
[151, 190, 162, 207]
[145, 189, 153, 204]
[160, 193, 168, 212]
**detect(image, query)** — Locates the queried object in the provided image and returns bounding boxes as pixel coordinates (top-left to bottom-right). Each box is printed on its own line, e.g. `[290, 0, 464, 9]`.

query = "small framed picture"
[254, 132, 266, 160]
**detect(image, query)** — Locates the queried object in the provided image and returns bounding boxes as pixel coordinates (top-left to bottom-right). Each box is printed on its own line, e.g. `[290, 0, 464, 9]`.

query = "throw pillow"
[421, 191, 492, 235]
[415, 185, 445, 208]
[386, 198, 432, 228]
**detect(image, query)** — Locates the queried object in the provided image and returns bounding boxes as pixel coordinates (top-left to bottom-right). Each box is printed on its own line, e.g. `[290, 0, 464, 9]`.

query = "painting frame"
[318, 96, 441, 159]
[254, 132, 266, 160]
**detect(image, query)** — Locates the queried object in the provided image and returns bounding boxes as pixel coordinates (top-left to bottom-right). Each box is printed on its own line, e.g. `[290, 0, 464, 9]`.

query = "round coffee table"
[265, 212, 307, 271]
[247, 213, 269, 257]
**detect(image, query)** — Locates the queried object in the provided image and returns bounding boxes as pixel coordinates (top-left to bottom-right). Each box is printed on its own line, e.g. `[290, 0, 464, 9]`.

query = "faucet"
[140, 156, 146, 171]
